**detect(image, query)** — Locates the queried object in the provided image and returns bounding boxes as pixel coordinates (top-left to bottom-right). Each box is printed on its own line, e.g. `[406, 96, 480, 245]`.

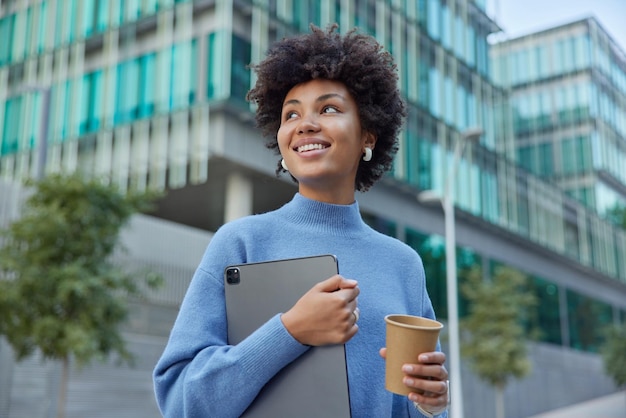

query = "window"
[406, 230, 447, 317]
[529, 276, 562, 345]
[427, 0, 440, 40]
[1, 96, 22, 156]
[80, 70, 103, 134]
[170, 40, 196, 110]
[231, 35, 251, 106]
[115, 59, 139, 125]
[0, 14, 15, 66]
[567, 290, 613, 352]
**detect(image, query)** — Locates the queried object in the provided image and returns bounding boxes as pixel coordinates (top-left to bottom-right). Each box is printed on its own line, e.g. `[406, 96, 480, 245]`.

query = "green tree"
[460, 266, 537, 418]
[606, 204, 626, 229]
[0, 173, 162, 418]
[600, 322, 626, 388]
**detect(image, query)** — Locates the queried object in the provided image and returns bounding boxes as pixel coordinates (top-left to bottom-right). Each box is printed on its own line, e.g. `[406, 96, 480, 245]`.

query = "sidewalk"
[527, 391, 626, 418]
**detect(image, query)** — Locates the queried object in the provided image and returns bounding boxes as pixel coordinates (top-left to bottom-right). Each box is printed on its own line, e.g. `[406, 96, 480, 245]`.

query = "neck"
[298, 184, 355, 205]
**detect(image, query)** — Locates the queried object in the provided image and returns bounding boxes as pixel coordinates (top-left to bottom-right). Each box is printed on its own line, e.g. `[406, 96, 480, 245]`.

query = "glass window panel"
[123, 0, 141, 22]
[23, 7, 34, 59]
[466, 25, 475, 67]
[231, 34, 251, 106]
[138, 53, 156, 118]
[429, 68, 441, 117]
[567, 290, 613, 352]
[405, 230, 447, 317]
[50, 81, 72, 141]
[0, 14, 15, 66]
[441, 5, 451, 49]
[456, 85, 466, 130]
[454, 15, 463, 58]
[563, 38, 574, 73]
[35, 1, 48, 53]
[208, 31, 228, 100]
[82, 0, 96, 37]
[444, 77, 454, 125]
[1, 97, 22, 156]
[427, 0, 440, 40]
[80, 70, 103, 134]
[539, 142, 553, 176]
[529, 276, 562, 345]
[170, 40, 196, 110]
[418, 58, 429, 107]
[115, 59, 139, 124]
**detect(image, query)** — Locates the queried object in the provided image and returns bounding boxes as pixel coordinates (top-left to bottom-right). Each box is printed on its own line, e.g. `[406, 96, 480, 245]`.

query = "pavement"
[527, 391, 626, 418]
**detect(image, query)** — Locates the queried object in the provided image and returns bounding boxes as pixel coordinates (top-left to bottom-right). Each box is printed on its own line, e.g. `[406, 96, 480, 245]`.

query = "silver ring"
[352, 307, 360, 322]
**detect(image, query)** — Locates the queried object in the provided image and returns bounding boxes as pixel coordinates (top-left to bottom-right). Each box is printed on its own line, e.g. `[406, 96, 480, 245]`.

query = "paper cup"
[384, 314, 443, 396]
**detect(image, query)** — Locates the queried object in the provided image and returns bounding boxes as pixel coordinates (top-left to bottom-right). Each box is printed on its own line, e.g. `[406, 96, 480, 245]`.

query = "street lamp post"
[418, 127, 482, 418]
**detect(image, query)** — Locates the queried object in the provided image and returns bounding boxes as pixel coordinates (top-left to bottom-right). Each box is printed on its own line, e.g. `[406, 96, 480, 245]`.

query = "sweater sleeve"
[152, 227, 309, 417]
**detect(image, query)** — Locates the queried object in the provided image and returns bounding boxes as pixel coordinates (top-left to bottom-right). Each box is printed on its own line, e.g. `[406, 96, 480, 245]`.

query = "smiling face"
[277, 79, 375, 204]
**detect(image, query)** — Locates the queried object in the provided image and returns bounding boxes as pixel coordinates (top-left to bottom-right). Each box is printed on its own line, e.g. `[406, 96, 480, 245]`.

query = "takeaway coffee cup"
[384, 314, 444, 396]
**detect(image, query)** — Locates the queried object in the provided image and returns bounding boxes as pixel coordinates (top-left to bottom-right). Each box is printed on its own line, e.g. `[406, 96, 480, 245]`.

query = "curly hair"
[246, 24, 406, 192]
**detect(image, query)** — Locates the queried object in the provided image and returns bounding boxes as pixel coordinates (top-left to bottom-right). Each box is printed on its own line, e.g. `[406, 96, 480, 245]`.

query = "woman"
[153, 25, 449, 417]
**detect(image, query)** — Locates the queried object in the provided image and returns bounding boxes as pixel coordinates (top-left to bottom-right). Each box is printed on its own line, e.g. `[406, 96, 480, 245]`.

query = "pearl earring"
[363, 147, 373, 162]
[281, 159, 289, 171]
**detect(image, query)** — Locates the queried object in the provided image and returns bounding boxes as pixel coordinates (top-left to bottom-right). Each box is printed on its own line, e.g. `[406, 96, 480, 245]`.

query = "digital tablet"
[224, 254, 351, 418]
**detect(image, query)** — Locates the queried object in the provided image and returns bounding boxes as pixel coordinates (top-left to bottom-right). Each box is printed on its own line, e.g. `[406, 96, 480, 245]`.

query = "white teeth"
[297, 143, 326, 152]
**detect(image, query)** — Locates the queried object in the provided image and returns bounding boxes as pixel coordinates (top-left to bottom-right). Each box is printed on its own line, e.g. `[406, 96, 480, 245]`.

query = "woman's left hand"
[379, 348, 449, 410]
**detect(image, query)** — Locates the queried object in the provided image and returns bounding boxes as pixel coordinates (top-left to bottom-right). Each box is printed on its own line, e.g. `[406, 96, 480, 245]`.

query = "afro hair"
[246, 24, 406, 191]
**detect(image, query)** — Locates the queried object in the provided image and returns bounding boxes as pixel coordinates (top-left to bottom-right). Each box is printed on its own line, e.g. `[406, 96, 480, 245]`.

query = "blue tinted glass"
[427, 0, 440, 40]
[138, 54, 156, 118]
[0, 14, 15, 66]
[1, 97, 22, 155]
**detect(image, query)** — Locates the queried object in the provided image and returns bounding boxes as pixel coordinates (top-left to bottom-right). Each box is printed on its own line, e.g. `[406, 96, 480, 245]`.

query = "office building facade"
[0, 1, 625, 417]
[491, 17, 626, 221]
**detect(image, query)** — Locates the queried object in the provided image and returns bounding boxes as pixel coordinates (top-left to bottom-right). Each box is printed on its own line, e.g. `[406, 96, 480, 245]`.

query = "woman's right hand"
[281, 275, 360, 346]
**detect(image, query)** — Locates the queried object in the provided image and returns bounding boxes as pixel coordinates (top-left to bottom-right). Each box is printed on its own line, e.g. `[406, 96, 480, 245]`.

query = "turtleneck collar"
[278, 193, 368, 237]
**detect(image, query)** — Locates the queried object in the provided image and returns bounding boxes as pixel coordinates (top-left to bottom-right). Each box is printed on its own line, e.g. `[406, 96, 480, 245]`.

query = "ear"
[362, 131, 377, 150]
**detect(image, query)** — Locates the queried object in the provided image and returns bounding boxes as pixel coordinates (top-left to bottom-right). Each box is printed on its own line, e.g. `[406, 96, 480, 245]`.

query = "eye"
[284, 110, 298, 120]
[322, 105, 339, 114]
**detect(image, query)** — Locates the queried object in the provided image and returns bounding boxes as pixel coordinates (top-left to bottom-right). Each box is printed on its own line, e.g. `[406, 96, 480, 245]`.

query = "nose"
[297, 113, 320, 134]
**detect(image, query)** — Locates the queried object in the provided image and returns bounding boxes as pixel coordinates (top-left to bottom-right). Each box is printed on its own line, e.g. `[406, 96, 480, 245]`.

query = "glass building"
[491, 17, 626, 220]
[0, 1, 624, 417]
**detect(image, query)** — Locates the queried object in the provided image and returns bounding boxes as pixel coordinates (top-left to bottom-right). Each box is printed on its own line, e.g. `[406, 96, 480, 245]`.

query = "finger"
[379, 347, 387, 359]
[337, 277, 358, 289]
[407, 380, 449, 406]
[317, 275, 358, 292]
[417, 351, 446, 365]
[403, 363, 449, 381]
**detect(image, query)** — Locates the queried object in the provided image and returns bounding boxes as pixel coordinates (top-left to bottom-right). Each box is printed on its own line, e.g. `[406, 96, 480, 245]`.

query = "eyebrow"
[283, 93, 346, 107]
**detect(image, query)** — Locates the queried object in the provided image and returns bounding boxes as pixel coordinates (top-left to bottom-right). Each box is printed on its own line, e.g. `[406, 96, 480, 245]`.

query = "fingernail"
[402, 365, 413, 373]
[418, 354, 428, 362]
[403, 377, 415, 386]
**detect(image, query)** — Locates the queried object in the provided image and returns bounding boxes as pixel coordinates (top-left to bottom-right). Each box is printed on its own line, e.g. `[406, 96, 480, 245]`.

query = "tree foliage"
[460, 265, 537, 389]
[0, 173, 162, 367]
[606, 204, 626, 229]
[601, 322, 626, 387]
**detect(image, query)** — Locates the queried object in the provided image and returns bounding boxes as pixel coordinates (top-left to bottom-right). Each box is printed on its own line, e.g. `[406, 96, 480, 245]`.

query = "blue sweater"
[153, 193, 445, 418]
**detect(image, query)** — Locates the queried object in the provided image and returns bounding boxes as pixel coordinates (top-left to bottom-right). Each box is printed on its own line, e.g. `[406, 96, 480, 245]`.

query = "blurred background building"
[0, 0, 624, 417]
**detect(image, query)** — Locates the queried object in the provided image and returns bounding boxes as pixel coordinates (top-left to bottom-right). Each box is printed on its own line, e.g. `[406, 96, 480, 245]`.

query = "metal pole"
[445, 138, 464, 418]
[417, 127, 481, 418]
